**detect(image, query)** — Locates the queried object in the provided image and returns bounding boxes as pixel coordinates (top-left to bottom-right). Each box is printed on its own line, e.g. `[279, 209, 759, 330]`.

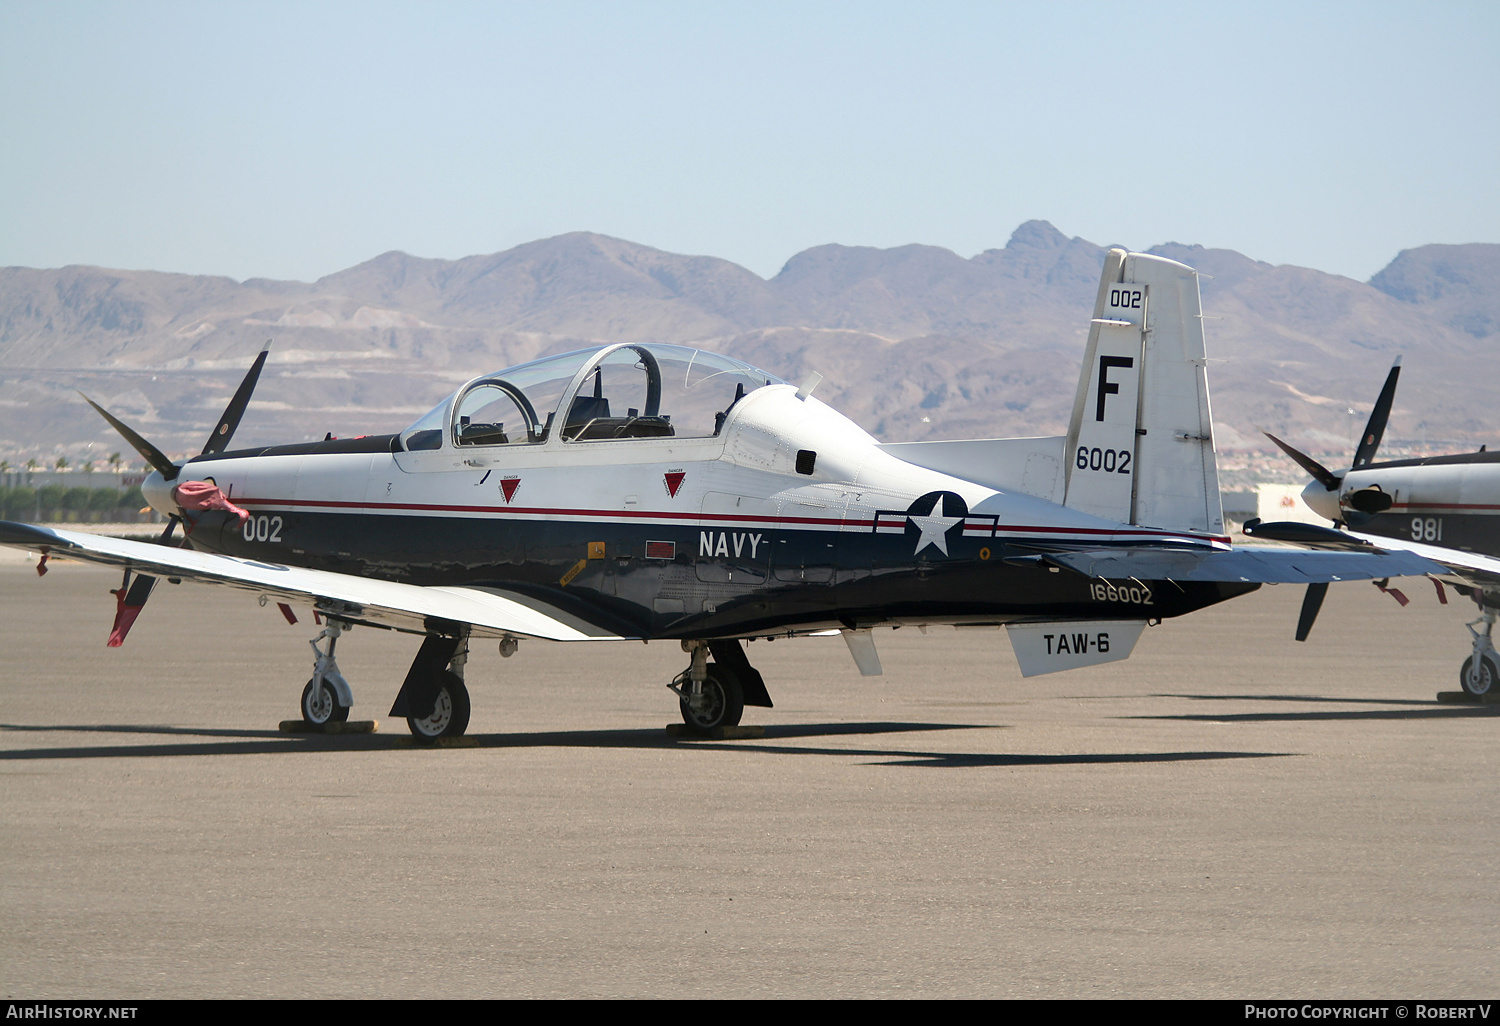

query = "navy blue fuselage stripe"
[190, 507, 1253, 639]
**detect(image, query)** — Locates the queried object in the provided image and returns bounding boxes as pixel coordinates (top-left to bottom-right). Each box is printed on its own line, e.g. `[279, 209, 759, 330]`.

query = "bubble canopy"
[400, 344, 786, 451]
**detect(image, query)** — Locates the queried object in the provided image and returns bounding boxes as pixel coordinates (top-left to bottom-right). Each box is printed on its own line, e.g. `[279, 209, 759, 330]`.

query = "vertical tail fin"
[1063, 249, 1224, 536]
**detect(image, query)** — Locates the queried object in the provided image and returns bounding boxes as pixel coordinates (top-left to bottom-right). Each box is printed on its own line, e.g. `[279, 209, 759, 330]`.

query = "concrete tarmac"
[1, 563, 1496, 998]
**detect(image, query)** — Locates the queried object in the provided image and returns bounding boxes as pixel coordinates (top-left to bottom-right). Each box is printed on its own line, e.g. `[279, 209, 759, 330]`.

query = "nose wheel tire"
[407, 671, 471, 739]
[1460, 655, 1496, 697]
[301, 677, 350, 725]
[678, 667, 744, 732]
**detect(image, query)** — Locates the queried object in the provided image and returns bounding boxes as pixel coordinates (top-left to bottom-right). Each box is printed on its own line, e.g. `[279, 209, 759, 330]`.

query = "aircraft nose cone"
[1300, 479, 1342, 522]
[141, 470, 175, 518]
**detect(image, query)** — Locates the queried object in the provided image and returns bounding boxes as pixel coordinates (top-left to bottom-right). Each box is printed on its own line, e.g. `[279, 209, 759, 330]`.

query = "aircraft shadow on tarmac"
[0, 719, 1288, 769]
[1136, 693, 1500, 723]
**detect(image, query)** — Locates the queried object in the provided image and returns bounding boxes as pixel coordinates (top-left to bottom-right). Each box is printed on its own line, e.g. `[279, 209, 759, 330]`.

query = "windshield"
[400, 345, 784, 450]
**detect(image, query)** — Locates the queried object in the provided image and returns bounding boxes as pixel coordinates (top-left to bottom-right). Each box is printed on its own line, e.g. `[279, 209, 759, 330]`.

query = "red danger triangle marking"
[501, 477, 520, 503]
[664, 471, 685, 498]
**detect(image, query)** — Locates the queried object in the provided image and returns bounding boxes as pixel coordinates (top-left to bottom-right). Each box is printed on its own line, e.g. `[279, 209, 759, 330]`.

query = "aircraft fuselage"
[156, 383, 1250, 641]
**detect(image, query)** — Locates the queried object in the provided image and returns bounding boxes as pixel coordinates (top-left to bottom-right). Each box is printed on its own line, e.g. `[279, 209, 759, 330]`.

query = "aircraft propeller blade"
[83, 342, 273, 482]
[1350, 358, 1401, 472]
[80, 394, 180, 481]
[1268, 361, 1403, 644]
[201, 341, 270, 455]
[86, 344, 270, 645]
[1295, 582, 1329, 642]
[106, 518, 180, 647]
[1263, 431, 1341, 491]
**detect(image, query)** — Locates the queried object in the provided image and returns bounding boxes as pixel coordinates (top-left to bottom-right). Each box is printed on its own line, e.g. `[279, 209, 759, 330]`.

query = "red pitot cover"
[172, 480, 250, 523]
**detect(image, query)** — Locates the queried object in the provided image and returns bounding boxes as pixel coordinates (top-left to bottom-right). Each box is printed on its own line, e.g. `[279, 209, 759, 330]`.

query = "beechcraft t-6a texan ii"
[1261, 359, 1500, 698]
[0, 249, 1442, 739]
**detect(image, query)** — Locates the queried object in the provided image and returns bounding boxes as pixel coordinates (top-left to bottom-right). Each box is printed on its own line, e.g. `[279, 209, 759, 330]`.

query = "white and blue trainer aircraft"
[0, 249, 1441, 738]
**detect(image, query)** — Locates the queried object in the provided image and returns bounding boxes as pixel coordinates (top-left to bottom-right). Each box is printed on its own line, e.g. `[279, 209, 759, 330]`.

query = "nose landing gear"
[301, 619, 353, 726]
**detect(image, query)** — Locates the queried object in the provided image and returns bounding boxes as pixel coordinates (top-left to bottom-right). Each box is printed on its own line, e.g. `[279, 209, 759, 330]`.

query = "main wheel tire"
[1459, 655, 1497, 697]
[678, 666, 744, 732]
[406, 671, 471, 739]
[301, 677, 350, 725]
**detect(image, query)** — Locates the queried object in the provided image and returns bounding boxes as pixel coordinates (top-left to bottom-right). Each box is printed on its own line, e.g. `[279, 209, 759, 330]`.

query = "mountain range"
[1, 221, 1496, 466]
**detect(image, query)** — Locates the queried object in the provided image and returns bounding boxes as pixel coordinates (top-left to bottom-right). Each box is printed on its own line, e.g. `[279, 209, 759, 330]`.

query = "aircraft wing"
[0, 522, 629, 642]
[1342, 531, 1500, 588]
[1245, 518, 1500, 587]
[1029, 545, 1445, 584]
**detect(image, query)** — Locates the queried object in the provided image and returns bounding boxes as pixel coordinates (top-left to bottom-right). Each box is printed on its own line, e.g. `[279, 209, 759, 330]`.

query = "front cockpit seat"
[456, 419, 509, 446]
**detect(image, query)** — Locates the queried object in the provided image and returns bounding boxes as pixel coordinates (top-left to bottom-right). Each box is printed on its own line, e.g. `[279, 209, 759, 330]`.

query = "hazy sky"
[2, 1, 1495, 284]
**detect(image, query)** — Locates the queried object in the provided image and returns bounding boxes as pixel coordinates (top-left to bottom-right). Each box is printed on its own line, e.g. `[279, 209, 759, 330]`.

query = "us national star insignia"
[908, 495, 964, 556]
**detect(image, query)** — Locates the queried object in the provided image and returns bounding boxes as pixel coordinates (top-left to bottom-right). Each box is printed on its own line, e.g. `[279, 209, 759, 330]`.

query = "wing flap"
[0, 521, 626, 641]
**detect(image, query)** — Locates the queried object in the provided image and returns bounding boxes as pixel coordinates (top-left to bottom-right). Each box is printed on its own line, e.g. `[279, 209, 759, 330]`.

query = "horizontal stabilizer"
[1039, 545, 1442, 584]
[1006, 620, 1146, 677]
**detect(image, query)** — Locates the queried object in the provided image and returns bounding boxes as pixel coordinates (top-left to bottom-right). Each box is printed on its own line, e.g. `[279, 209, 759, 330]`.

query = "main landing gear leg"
[389, 629, 472, 739]
[669, 639, 772, 732]
[671, 640, 741, 732]
[301, 619, 353, 726]
[1460, 597, 1498, 698]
